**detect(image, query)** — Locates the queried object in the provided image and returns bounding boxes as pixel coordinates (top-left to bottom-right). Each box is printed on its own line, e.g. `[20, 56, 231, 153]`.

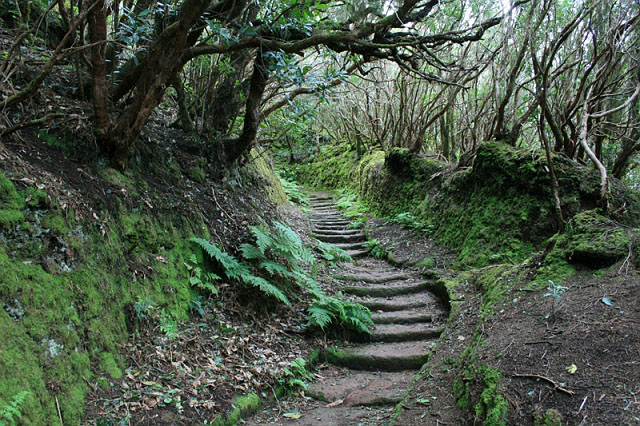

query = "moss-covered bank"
[0, 146, 286, 424]
[296, 141, 640, 268]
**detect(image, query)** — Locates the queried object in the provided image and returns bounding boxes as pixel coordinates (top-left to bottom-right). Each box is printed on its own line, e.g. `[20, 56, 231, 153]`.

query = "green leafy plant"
[185, 254, 219, 295]
[0, 391, 29, 426]
[543, 279, 568, 320]
[279, 175, 309, 206]
[190, 237, 290, 304]
[133, 296, 156, 320]
[364, 238, 389, 259]
[159, 310, 179, 339]
[315, 240, 352, 264]
[388, 212, 434, 234]
[278, 358, 314, 394]
[241, 221, 320, 296]
[307, 292, 373, 334]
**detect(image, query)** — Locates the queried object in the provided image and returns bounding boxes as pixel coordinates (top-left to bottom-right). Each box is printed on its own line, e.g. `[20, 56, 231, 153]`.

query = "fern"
[240, 273, 290, 305]
[190, 238, 245, 280]
[307, 293, 373, 334]
[0, 391, 29, 426]
[316, 240, 352, 263]
[279, 176, 309, 206]
[190, 237, 290, 305]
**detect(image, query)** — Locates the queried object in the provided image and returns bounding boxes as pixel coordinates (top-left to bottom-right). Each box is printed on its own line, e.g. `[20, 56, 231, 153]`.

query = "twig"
[211, 187, 238, 229]
[1, 112, 65, 136]
[579, 395, 588, 413]
[83, 375, 98, 392]
[55, 395, 64, 425]
[512, 373, 575, 395]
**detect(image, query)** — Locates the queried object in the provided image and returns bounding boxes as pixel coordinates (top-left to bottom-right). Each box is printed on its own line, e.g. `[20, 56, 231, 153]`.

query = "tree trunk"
[108, 0, 210, 169]
[171, 76, 194, 132]
[87, 0, 111, 148]
[223, 54, 270, 165]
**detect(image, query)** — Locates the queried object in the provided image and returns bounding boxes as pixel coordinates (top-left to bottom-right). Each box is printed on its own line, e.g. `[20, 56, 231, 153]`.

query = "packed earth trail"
[250, 193, 448, 425]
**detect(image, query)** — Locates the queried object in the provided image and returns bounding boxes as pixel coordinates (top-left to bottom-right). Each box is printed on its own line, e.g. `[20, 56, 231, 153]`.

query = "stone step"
[326, 341, 435, 371]
[333, 272, 411, 284]
[306, 368, 414, 406]
[312, 207, 339, 212]
[346, 249, 370, 258]
[371, 309, 434, 324]
[332, 242, 367, 251]
[313, 222, 352, 228]
[355, 294, 438, 312]
[312, 211, 344, 217]
[315, 233, 366, 244]
[314, 227, 350, 233]
[342, 280, 431, 297]
[310, 202, 334, 208]
[313, 229, 362, 236]
[308, 195, 333, 201]
[370, 323, 444, 342]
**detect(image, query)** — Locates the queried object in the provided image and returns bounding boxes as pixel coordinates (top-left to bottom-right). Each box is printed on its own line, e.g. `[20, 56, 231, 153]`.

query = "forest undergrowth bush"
[190, 221, 371, 334]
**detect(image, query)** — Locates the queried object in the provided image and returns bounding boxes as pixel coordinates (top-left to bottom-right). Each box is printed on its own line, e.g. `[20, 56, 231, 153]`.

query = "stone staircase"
[271, 193, 447, 425]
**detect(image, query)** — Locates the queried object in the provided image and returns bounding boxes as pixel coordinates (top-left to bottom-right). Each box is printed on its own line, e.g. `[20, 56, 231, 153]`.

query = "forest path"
[250, 193, 448, 425]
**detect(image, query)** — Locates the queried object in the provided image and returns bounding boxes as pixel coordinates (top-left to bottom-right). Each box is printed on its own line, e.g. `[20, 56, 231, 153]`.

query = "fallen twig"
[512, 372, 575, 395]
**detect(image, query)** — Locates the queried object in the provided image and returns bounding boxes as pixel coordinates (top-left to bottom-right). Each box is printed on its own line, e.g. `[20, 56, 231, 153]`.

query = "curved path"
[252, 194, 447, 425]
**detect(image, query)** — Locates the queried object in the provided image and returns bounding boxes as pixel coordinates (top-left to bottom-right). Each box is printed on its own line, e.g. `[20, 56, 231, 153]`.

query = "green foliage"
[0, 391, 29, 426]
[159, 311, 179, 339]
[364, 239, 389, 259]
[185, 254, 219, 295]
[307, 293, 373, 334]
[279, 175, 309, 206]
[543, 280, 568, 320]
[388, 212, 434, 234]
[190, 237, 290, 305]
[315, 240, 352, 264]
[278, 358, 314, 394]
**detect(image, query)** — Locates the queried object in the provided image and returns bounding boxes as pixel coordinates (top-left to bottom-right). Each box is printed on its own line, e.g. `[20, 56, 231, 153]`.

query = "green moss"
[0, 209, 24, 230]
[99, 352, 122, 379]
[249, 149, 288, 205]
[211, 393, 261, 425]
[0, 172, 25, 230]
[474, 366, 508, 426]
[24, 188, 49, 209]
[98, 167, 141, 196]
[416, 256, 435, 269]
[42, 214, 70, 235]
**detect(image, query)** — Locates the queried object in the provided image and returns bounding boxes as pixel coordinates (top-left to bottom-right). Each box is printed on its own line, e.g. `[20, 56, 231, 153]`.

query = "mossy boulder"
[551, 210, 637, 268]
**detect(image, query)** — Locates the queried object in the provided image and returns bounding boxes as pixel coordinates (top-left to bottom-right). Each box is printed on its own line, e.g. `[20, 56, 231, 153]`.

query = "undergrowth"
[0, 391, 29, 426]
[190, 221, 371, 334]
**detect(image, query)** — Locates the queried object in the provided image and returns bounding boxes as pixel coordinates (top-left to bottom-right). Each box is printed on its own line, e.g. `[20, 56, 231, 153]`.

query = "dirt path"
[249, 193, 447, 425]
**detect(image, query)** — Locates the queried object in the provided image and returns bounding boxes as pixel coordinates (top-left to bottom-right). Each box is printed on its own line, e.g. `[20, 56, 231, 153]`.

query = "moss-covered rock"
[546, 210, 637, 268]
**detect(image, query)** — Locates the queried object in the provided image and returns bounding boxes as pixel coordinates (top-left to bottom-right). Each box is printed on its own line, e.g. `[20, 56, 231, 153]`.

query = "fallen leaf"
[567, 364, 577, 374]
[326, 399, 344, 407]
[283, 411, 302, 419]
[141, 381, 159, 386]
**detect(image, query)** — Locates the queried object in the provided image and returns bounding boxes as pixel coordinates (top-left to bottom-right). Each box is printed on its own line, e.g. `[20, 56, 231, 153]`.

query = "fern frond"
[240, 243, 264, 261]
[240, 274, 290, 305]
[0, 391, 29, 425]
[316, 240, 352, 263]
[259, 260, 294, 279]
[248, 226, 273, 255]
[274, 221, 303, 248]
[190, 238, 245, 279]
[307, 304, 336, 330]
